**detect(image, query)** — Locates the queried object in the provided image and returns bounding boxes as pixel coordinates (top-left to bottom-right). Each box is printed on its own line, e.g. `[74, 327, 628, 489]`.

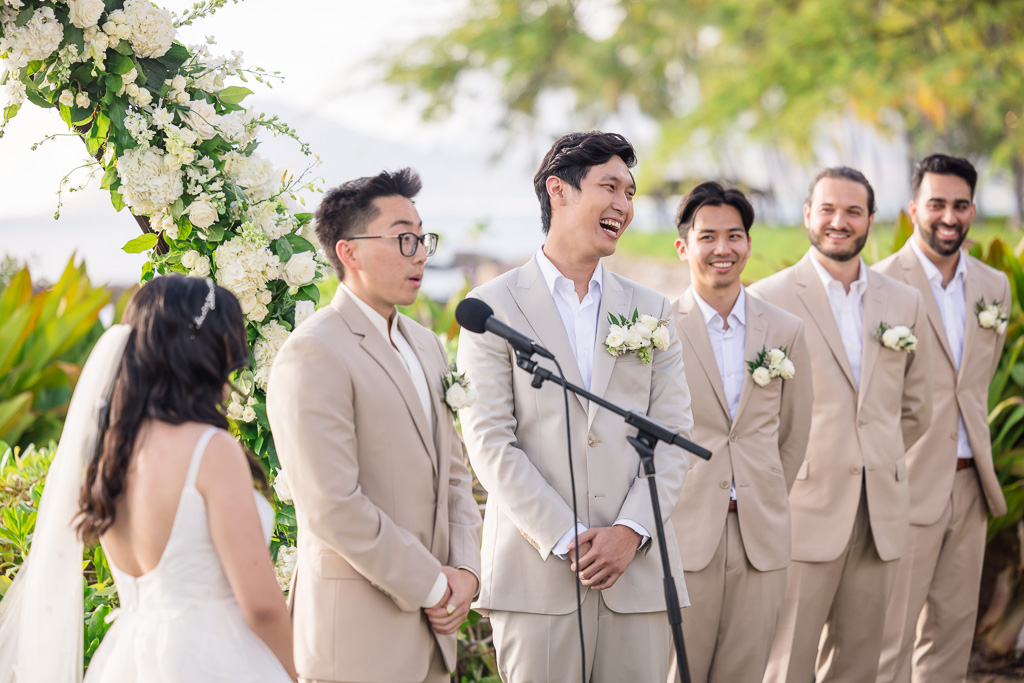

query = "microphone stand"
[514, 350, 711, 683]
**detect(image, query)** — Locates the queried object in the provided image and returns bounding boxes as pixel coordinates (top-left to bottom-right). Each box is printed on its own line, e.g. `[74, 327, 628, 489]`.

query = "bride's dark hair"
[77, 275, 268, 543]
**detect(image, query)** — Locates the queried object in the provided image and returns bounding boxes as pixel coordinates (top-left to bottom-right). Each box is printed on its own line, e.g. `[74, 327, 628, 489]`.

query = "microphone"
[455, 298, 555, 360]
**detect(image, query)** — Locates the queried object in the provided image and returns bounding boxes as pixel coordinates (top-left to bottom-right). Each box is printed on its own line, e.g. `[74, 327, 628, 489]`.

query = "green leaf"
[103, 0, 125, 13]
[294, 212, 313, 226]
[112, 39, 134, 56]
[216, 86, 254, 105]
[110, 189, 125, 212]
[284, 234, 316, 253]
[254, 404, 270, 430]
[105, 73, 122, 93]
[15, 6, 33, 27]
[171, 198, 184, 220]
[159, 43, 190, 69]
[274, 237, 295, 262]
[100, 166, 119, 190]
[25, 87, 54, 109]
[294, 284, 321, 303]
[122, 234, 158, 254]
[108, 53, 134, 76]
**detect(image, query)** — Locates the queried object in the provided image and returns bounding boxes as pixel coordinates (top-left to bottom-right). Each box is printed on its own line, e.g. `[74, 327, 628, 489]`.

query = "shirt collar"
[339, 280, 396, 344]
[692, 287, 746, 329]
[535, 246, 603, 299]
[809, 250, 868, 295]
[909, 236, 967, 288]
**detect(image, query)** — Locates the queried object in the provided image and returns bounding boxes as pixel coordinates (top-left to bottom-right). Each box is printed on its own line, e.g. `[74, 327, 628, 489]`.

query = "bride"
[0, 275, 296, 682]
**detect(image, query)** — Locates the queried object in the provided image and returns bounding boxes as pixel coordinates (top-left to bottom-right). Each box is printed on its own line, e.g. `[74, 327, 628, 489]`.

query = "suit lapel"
[397, 316, 441, 478]
[794, 253, 858, 391]
[859, 272, 886, 407]
[734, 295, 767, 423]
[589, 271, 633, 403]
[507, 257, 587, 411]
[960, 261, 981, 386]
[676, 290, 731, 421]
[899, 244, 956, 368]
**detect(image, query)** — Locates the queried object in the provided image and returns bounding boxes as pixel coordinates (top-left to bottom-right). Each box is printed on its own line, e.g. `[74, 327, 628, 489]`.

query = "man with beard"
[874, 155, 1011, 683]
[749, 167, 932, 683]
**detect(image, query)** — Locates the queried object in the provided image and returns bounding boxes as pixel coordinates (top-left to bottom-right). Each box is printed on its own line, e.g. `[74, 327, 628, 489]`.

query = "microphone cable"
[548, 356, 587, 683]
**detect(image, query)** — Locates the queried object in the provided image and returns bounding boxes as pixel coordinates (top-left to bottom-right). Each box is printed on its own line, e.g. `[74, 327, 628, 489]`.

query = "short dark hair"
[315, 168, 422, 279]
[675, 181, 755, 237]
[533, 131, 637, 234]
[806, 166, 877, 215]
[911, 154, 978, 200]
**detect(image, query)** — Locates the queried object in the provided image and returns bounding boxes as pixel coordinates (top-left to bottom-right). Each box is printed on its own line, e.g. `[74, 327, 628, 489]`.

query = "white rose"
[185, 99, 219, 140]
[68, 0, 104, 28]
[134, 88, 152, 107]
[59, 89, 74, 107]
[125, 83, 140, 98]
[101, 20, 116, 35]
[635, 322, 653, 341]
[108, 9, 125, 24]
[175, 90, 190, 104]
[192, 255, 211, 278]
[187, 199, 218, 228]
[652, 324, 670, 351]
[890, 325, 911, 339]
[639, 314, 660, 333]
[181, 249, 200, 269]
[979, 308, 997, 329]
[445, 382, 476, 410]
[272, 469, 293, 502]
[240, 405, 257, 423]
[225, 400, 244, 421]
[767, 348, 786, 366]
[121, 67, 137, 83]
[752, 366, 772, 387]
[256, 288, 272, 305]
[904, 335, 918, 352]
[281, 251, 317, 287]
[998, 320, 1008, 335]
[778, 358, 796, 380]
[624, 326, 645, 350]
[881, 328, 900, 349]
[605, 324, 627, 350]
[294, 300, 315, 327]
[75, 92, 90, 108]
[171, 74, 187, 92]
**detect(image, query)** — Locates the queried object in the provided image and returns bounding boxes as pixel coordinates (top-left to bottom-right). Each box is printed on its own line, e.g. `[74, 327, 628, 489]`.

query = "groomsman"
[669, 182, 813, 683]
[749, 167, 933, 683]
[875, 154, 1010, 683]
[267, 169, 482, 683]
[456, 131, 694, 682]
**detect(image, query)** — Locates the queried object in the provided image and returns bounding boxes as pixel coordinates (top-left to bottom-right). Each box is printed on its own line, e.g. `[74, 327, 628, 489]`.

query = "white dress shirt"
[810, 252, 867, 389]
[340, 282, 450, 607]
[535, 248, 650, 557]
[693, 288, 746, 501]
[910, 239, 972, 460]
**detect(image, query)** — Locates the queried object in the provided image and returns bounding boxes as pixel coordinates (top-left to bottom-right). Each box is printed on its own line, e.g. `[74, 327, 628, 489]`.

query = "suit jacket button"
[850, 466, 862, 475]
[719, 481, 730, 489]
[858, 420, 867, 427]
[588, 437, 598, 447]
[729, 433, 738, 442]
[950, 431, 958, 440]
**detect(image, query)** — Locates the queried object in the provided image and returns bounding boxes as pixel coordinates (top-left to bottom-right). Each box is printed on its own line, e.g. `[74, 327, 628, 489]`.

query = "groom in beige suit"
[267, 169, 482, 683]
[457, 132, 693, 682]
[669, 182, 813, 683]
[875, 155, 1010, 683]
[749, 167, 932, 683]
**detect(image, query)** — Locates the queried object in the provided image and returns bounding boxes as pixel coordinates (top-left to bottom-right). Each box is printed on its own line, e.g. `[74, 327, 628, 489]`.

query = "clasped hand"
[567, 525, 641, 590]
[424, 566, 477, 635]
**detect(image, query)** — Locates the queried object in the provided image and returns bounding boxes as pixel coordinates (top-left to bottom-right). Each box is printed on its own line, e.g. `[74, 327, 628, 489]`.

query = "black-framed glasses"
[346, 232, 439, 257]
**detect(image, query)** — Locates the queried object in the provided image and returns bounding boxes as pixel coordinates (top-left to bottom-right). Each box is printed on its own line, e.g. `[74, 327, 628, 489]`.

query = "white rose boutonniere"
[976, 298, 1009, 335]
[272, 468, 293, 503]
[747, 345, 795, 387]
[604, 309, 670, 364]
[877, 322, 917, 352]
[442, 363, 476, 416]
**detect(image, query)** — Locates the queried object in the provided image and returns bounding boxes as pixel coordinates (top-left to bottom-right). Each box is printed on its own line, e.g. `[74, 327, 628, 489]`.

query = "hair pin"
[194, 279, 217, 329]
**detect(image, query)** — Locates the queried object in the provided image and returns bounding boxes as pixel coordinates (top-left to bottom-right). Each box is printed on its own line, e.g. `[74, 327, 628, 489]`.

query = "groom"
[457, 131, 693, 682]
[267, 168, 482, 683]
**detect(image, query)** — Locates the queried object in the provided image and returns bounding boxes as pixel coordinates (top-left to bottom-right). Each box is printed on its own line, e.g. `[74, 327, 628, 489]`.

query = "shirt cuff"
[552, 523, 588, 559]
[614, 518, 650, 550]
[456, 565, 482, 601]
[422, 571, 448, 608]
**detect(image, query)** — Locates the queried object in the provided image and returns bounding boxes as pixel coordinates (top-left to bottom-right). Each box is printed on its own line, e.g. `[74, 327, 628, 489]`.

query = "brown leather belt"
[728, 500, 738, 512]
[956, 459, 975, 471]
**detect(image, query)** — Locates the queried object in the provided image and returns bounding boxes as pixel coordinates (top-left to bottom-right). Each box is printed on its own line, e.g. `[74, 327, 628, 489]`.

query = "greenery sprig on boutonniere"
[877, 323, 917, 352]
[604, 309, 670, 364]
[746, 346, 795, 387]
[976, 299, 1009, 335]
[442, 363, 476, 416]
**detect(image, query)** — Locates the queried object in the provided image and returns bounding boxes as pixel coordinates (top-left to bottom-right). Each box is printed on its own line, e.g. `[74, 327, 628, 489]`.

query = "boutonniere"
[877, 323, 918, 352]
[746, 346, 795, 387]
[976, 299, 1009, 335]
[442, 363, 476, 415]
[604, 309, 671, 364]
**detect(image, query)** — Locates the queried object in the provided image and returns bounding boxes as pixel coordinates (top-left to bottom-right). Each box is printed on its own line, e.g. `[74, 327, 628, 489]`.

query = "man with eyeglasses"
[267, 168, 482, 683]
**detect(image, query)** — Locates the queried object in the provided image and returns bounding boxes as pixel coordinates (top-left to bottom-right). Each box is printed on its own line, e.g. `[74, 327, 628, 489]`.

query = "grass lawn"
[618, 217, 1023, 283]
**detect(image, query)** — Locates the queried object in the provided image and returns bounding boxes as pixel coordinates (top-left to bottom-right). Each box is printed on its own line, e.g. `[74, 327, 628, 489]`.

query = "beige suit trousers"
[299, 642, 448, 683]
[490, 591, 670, 683]
[764, 487, 899, 683]
[669, 512, 786, 683]
[877, 468, 988, 683]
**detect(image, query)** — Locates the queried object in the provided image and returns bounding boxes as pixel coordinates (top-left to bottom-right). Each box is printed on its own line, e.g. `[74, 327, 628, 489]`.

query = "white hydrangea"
[293, 300, 315, 327]
[3, 7, 64, 68]
[246, 201, 295, 241]
[3, 77, 26, 106]
[123, 111, 153, 146]
[223, 151, 277, 202]
[274, 546, 297, 592]
[253, 319, 291, 390]
[122, 0, 174, 58]
[214, 237, 281, 323]
[218, 108, 256, 146]
[117, 146, 184, 214]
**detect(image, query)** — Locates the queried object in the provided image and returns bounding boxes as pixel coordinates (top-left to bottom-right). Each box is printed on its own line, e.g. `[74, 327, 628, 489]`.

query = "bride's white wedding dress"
[84, 427, 292, 682]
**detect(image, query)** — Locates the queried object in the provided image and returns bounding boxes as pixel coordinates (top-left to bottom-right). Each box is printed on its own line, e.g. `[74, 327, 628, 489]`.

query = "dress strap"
[184, 427, 220, 489]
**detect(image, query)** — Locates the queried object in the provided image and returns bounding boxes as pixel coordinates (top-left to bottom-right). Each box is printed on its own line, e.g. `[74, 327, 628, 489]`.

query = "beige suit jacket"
[748, 251, 933, 563]
[456, 256, 694, 615]
[672, 289, 814, 573]
[266, 287, 482, 683]
[875, 243, 1009, 521]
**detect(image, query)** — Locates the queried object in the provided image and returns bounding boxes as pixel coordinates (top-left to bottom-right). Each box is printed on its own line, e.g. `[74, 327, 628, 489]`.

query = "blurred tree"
[385, 0, 1024, 222]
